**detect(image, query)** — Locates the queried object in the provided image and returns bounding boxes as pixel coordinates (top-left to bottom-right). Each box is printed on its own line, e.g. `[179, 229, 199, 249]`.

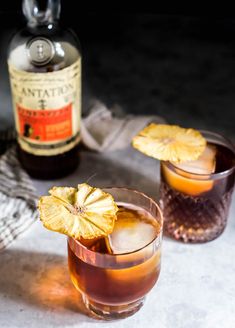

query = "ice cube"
[108, 214, 157, 255]
[174, 144, 217, 175]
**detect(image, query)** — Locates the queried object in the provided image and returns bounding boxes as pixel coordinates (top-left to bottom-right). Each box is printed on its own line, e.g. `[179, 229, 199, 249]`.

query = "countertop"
[0, 146, 235, 328]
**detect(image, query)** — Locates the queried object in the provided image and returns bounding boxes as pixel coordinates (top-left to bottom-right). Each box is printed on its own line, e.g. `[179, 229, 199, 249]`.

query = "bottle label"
[8, 57, 81, 156]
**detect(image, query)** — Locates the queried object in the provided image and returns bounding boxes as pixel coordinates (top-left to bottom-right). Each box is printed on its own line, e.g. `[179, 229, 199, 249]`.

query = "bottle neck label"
[8, 57, 81, 156]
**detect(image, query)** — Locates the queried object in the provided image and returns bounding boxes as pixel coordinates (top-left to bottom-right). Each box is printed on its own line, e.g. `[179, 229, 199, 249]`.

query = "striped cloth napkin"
[0, 100, 165, 250]
[0, 144, 38, 250]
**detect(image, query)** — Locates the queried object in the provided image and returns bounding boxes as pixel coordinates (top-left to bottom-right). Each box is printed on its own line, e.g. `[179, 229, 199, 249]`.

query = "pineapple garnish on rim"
[38, 183, 118, 240]
[132, 124, 206, 163]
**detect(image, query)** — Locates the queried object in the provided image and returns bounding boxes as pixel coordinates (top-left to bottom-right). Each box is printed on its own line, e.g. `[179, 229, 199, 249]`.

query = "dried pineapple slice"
[132, 124, 206, 163]
[38, 183, 118, 240]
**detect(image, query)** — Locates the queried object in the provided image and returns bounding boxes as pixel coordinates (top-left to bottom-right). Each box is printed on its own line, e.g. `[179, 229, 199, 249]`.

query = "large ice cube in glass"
[107, 207, 158, 255]
[174, 144, 216, 175]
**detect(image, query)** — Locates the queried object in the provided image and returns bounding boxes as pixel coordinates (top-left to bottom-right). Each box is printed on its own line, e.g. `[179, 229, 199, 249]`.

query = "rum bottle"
[8, 0, 81, 179]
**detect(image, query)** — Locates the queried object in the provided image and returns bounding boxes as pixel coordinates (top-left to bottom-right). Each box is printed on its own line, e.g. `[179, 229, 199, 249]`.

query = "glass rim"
[69, 186, 163, 258]
[164, 129, 235, 180]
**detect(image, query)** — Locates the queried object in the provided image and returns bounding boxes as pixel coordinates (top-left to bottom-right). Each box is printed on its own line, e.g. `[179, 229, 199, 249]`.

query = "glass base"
[160, 181, 233, 243]
[82, 294, 145, 320]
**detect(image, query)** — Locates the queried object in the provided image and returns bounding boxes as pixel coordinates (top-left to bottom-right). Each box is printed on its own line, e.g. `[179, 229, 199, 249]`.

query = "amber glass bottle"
[8, 0, 81, 179]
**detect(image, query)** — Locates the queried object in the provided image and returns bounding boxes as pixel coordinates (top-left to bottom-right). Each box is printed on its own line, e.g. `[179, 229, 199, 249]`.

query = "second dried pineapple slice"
[132, 124, 206, 163]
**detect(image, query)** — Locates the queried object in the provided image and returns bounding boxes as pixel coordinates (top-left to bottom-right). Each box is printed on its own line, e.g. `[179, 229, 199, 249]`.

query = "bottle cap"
[27, 37, 55, 66]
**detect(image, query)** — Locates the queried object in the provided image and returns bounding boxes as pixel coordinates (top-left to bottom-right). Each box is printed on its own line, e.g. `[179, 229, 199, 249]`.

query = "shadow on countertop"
[0, 249, 94, 324]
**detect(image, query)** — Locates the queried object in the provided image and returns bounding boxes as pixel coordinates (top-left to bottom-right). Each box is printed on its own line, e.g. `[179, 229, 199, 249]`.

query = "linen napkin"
[81, 100, 165, 152]
[0, 100, 165, 250]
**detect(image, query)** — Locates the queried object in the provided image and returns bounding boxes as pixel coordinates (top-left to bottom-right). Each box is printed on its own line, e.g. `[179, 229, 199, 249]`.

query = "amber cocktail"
[68, 188, 163, 320]
[160, 131, 235, 243]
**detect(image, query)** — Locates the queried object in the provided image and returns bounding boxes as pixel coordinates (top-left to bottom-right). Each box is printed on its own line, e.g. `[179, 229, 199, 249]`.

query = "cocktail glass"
[160, 130, 235, 243]
[68, 187, 163, 320]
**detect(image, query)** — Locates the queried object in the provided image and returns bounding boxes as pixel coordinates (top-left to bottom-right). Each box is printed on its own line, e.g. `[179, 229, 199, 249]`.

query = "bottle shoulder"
[8, 25, 81, 72]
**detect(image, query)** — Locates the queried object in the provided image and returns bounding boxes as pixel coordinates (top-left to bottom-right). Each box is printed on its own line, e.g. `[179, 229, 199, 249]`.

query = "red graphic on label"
[17, 104, 72, 142]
